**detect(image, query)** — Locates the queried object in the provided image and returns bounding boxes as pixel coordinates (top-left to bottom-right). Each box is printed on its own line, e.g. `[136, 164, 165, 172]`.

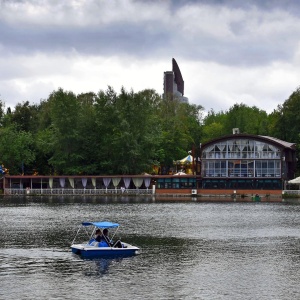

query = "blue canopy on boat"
[81, 221, 119, 228]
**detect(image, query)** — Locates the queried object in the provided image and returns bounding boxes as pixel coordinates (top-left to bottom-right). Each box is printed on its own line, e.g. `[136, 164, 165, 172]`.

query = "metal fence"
[283, 190, 300, 196]
[5, 188, 153, 196]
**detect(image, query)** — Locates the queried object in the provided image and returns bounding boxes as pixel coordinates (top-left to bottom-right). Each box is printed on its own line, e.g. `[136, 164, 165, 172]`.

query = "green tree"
[156, 97, 203, 172]
[202, 109, 227, 142]
[94, 87, 162, 174]
[202, 122, 225, 143]
[47, 88, 81, 174]
[270, 87, 300, 142]
[0, 98, 6, 127]
[76, 92, 99, 174]
[34, 127, 56, 174]
[10, 101, 39, 132]
[268, 87, 300, 174]
[0, 125, 35, 174]
[224, 103, 268, 135]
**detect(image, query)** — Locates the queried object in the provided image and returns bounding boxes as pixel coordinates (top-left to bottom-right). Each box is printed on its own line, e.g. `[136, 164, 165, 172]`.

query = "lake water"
[1, 195, 300, 300]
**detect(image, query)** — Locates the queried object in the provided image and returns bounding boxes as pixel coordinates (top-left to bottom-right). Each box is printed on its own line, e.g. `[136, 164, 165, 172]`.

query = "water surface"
[1, 196, 300, 299]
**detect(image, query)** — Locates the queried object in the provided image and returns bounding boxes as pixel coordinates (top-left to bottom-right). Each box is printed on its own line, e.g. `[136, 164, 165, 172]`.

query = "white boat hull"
[71, 242, 140, 258]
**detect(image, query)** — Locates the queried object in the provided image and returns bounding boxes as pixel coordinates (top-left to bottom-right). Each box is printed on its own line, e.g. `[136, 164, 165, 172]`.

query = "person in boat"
[102, 228, 123, 248]
[95, 229, 102, 242]
[88, 228, 102, 245]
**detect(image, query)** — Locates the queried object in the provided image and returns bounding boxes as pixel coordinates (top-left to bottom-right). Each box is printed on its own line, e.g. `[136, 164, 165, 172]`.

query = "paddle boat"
[71, 221, 140, 259]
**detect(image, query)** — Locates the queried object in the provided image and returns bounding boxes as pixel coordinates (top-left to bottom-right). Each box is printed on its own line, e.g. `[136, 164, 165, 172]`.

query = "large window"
[201, 139, 282, 179]
[202, 139, 281, 160]
[203, 160, 227, 177]
[255, 160, 281, 177]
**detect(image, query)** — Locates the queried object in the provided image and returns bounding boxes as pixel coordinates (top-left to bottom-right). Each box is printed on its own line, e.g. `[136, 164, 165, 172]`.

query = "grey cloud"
[172, 0, 300, 12]
[0, 20, 171, 58]
[1, 0, 300, 111]
[0, 24, 294, 70]
[1, 0, 299, 68]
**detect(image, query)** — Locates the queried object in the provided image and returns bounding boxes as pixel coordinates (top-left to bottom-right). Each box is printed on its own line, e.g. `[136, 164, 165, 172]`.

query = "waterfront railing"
[282, 190, 300, 196]
[5, 188, 153, 196]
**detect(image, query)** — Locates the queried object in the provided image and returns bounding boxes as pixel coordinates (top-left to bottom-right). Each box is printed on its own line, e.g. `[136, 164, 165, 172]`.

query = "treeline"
[0, 86, 300, 175]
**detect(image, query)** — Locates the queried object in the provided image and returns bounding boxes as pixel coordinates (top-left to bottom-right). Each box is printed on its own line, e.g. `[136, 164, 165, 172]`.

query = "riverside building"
[155, 130, 297, 198]
[199, 131, 296, 191]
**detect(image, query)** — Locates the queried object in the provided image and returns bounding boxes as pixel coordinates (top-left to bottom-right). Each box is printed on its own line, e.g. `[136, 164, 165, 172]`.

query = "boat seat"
[99, 241, 109, 247]
[89, 240, 98, 246]
[88, 238, 95, 245]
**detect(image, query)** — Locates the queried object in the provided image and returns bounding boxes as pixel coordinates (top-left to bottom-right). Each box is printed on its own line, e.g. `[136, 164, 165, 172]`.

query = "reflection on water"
[1, 196, 300, 299]
[83, 257, 134, 277]
[83, 258, 112, 276]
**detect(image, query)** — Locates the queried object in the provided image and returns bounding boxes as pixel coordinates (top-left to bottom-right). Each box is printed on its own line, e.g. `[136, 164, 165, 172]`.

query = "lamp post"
[192, 146, 195, 175]
[198, 143, 202, 175]
[282, 155, 286, 190]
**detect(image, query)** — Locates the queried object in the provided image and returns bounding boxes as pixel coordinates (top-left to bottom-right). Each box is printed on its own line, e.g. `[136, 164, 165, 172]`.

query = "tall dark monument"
[163, 58, 188, 103]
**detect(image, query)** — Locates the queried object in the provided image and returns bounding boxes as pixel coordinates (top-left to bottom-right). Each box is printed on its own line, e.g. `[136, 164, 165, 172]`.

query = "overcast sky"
[1, 0, 300, 113]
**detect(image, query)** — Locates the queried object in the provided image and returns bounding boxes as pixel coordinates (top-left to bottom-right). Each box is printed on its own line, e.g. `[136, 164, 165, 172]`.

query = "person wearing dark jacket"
[102, 228, 123, 248]
[95, 229, 102, 242]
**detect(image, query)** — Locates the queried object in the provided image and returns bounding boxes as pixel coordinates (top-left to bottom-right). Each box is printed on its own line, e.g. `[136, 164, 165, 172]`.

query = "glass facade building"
[200, 135, 296, 190]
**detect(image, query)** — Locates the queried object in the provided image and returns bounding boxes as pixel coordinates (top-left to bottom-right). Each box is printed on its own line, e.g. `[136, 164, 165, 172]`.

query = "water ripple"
[1, 197, 300, 299]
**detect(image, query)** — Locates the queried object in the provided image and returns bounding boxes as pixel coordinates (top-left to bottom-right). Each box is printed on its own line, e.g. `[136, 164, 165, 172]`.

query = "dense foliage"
[0, 85, 300, 175]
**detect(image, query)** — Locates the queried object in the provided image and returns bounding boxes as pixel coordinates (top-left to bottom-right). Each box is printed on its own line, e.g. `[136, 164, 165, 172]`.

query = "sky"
[1, 0, 300, 114]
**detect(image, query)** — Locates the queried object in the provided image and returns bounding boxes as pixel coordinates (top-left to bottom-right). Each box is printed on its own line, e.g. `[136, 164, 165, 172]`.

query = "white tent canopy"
[174, 171, 187, 175]
[288, 176, 300, 184]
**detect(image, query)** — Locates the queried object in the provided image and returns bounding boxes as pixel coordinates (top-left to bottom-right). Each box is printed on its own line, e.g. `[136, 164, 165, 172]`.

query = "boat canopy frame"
[71, 221, 120, 246]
